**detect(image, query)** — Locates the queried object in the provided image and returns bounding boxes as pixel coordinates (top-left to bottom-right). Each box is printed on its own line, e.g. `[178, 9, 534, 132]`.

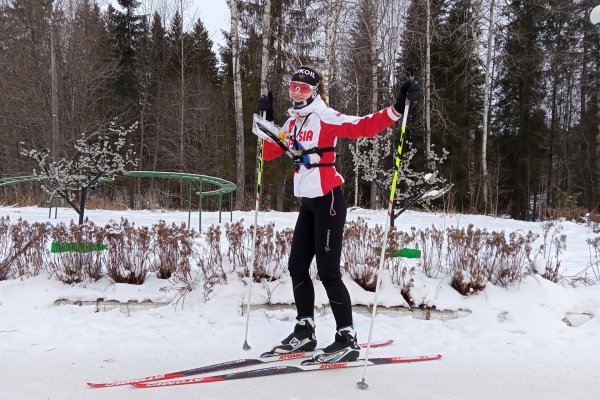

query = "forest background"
[1, 0, 599, 222]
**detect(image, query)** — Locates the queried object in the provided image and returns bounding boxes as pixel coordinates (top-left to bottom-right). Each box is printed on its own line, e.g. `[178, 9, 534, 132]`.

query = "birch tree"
[260, 0, 272, 86]
[323, 0, 344, 103]
[481, 0, 496, 213]
[231, 0, 245, 210]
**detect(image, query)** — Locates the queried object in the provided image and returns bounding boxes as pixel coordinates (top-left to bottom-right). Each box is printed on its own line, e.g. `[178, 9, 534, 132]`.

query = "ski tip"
[86, 382, 124, 388]
[87, 381, 126, 388]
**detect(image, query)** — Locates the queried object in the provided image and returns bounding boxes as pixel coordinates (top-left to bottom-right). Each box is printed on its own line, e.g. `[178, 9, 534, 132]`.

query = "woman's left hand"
[394, 80, 423, 113]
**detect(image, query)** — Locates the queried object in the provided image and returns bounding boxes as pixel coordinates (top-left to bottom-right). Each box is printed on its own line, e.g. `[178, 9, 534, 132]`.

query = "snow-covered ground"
[0, 205, 599, 399]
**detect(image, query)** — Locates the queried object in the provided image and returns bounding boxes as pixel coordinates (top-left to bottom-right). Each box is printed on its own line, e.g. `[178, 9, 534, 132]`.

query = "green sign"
[51, 241, 108, 253]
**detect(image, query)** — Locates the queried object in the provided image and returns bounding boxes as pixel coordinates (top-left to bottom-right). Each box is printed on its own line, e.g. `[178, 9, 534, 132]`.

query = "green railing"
[125, 171, 236, 231]
[0, 175, 43, 187]
[0, 171, 236, 231]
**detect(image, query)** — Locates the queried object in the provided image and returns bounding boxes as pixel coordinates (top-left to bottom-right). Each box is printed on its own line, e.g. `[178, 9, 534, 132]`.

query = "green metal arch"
[124, 171, 236, 231]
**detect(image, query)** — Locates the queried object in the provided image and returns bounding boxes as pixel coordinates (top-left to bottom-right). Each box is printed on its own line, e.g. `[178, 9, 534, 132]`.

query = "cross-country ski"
[87, 339, 393, 388]
[131, 355, 442, 388]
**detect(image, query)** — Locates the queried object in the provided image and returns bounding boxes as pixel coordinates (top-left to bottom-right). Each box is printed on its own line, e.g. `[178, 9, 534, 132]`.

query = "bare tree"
[260, 0, 272, 85]
[231, 0, 245, 210]
[50, 7, 59, 160]
[481, 0, 496, 213]
[425, 0, 432, 166]
[323, 0, 344, 103]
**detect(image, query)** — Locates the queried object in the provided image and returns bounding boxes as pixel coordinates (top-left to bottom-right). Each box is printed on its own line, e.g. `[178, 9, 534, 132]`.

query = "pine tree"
[106, 0, 144, 113]
[435, 0, 484, 211]
[494, 0, 546, 220]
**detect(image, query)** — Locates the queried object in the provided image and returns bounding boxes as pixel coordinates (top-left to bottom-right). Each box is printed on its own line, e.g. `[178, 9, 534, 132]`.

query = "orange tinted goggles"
[289, 81, 316, 95]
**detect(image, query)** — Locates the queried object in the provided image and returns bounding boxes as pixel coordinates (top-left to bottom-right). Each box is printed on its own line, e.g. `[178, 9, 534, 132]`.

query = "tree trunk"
[369, 0, 379, 210]
[354, 70, 360, 207]
[323, 0, 342, 104]
[256, 0, 271, 207]
[50, 14, 59, 161]
[79, 186, 87, 225]
[179, 0, 185, 208]
[481, 0, 495, 214]
[260, 0, 271, 83]
[231, 0, 245, 210]
[468, 0, 484, 212]
[596, 26, 600, 210]
[425, 0, 432, 166]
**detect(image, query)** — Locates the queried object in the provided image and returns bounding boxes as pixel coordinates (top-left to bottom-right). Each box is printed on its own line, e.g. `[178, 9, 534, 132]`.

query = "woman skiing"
[256, 66, 422, 363]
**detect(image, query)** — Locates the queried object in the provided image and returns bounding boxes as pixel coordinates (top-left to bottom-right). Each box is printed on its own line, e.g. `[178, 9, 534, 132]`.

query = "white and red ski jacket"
[263, 97, 401, 198]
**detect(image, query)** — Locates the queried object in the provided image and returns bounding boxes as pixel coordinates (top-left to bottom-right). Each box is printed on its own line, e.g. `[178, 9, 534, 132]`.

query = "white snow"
[0, 205, 599, 399]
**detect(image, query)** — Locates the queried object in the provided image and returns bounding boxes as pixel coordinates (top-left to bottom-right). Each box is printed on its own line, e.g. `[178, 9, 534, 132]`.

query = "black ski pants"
[288, 186, 353, 330]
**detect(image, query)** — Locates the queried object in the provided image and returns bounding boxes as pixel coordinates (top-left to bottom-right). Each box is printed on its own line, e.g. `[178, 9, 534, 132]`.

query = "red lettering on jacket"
[297, 130, 313, 141]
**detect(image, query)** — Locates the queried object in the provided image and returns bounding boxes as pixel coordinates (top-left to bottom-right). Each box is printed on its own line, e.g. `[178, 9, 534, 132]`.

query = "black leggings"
[288, 186, 353, 330]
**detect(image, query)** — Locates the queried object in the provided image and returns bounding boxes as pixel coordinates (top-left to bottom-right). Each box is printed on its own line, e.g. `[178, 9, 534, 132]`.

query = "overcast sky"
[103, 0, 230, 52]
[195, 0, 229, 51]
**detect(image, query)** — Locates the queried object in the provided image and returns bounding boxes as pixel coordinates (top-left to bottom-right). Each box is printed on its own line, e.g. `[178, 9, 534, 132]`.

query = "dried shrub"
[488, 231, 530, 287]
[48, 221, 107, 283]
[105, 219, 152, 284]
[154, 221, 197, 283]
[0, 217, 12, 280]
[582, 236, 600, 284]
[10, 219, 50, 278]
[533, 222, 567, 283]
[225, 220, 247, 272]
[415, 225, 445, 277]
[274, 228, 294, 272]
[544, 207, 588, 223]
[445, 225, 537, 295]
[197, 225, 225, 297]
[342, 218, 384, 291]
[387, 227, 418, 304]
[586, 213, 600, 234]
[224, 221, 290, 282]
[343, 219, 419, 293]
[252, 223, 289, 282]
[446, 225, 489, 295]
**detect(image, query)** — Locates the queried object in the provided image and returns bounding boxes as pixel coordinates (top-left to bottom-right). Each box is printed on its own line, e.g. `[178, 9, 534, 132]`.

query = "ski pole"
[357, 100, 410, 390]
[243, 103, 267, 350]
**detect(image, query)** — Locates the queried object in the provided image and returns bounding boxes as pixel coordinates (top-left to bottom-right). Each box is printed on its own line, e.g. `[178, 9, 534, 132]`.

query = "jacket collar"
[288, 97, 325, 119]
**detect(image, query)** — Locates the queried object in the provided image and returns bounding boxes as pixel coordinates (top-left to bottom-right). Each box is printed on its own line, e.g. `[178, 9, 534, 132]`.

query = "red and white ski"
[132, 354, 443, 388]
[87, 339, 393, 388]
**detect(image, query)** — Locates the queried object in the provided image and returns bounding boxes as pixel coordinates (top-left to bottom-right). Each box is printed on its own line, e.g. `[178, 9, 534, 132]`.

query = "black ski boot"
[304, 327, 360, 364]
[265, 317, 317, 355]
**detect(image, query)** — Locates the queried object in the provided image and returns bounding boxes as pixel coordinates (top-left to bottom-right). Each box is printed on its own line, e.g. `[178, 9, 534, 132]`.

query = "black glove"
[256, 91, 274, 121]
[394, 79, 423, 114]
